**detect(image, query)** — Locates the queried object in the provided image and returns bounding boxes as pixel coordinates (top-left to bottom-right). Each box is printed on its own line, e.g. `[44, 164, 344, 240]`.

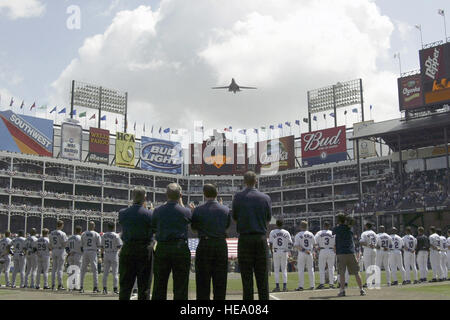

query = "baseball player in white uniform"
[375, 225, 393, 286]
[447, 230, 450, 273]
[269, 219, 292, 292]
[437, 228, 447, 281]
[416, 226, 429, 283]
[49, 220, 68, 290]
[24, 228, 38, 288]
[429, 226, 443, 282]
[389, 227, 405, 285]
[294, 221, 316, 291]
[359, 222, 377, 287]
[80, 221, 102, 293]
[11, 230, 27, 288]
[314, 221, 335, 289]
[402, 226, 418, 284]
[36, 228, 51, 289]
[66, 226, 83, 268]
[0, 231, 13, 287]
[101, 222, 123, 294]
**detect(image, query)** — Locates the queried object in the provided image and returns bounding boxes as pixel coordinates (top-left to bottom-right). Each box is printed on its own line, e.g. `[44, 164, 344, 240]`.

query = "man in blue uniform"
[118, 187, 153, 300]
[191, 184, 231, 300]
[232, 171, 272, 300]
[152, 183, 192, 300]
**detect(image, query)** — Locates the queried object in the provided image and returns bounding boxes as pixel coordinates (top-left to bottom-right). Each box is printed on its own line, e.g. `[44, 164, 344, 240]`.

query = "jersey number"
[104, 240, 112, 249]
[324, 238, 330, 246]
[304, 239, 309, 247]
[87, 239, 92, 247]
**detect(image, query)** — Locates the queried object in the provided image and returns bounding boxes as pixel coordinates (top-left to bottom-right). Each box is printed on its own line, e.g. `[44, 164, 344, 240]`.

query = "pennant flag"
[238, 129, 246, 135]
[344, 110, 347, 115]
[100, 115, 106, 121]
[134, 122, 136, 131]
[164, 128, 170, 133]
[9, 98, 14, 107]
[303, 118, 308, 123]
[352, 108, 358, 113]
[30, 102, 36, 111]
[172, 129, 178, 134]
[224, 127, 230, 132]
[261, 126, 266, 130]
[313, 115, 317, 121]
[70, 109, 76, 116]
[115, 118, 118, 125]
[195, 125, 204, 132]
[285, 122, 291, 127]
[58, 108, 66, 114]
[269, 125, 274, 130]
[79, 111, 86, 118]
[151, 125, 154, 134]
[38, 104, 47, 110]
[143, 124, 146, 132]
[278, 123, 283, 129]
[89, 114, 96, 120]
[159, 127, 162, 134]
[20, 101, 24, 109]
[370, 105, 373, 110]
[438, 9, 445, 16]
[228, 126, 232, 132]
[295, 120, 300, 126]
[50, 106, 57, 113]
[415, 24, 421, 31]
[254, 128, 258, 134]
[330, 112, 335, 118]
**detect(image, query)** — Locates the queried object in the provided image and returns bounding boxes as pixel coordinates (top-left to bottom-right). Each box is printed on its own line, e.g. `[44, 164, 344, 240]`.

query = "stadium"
[0, 2, 450, 302]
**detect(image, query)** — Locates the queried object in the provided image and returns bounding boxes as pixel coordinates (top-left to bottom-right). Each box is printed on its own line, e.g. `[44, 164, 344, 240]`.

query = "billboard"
[189, 143, 203, 175]
[89, 128, 110, 164]
[140, 137, 183, 174]
[115, 132, 135, 168]
[419, 42, 450, 106]
[202, 133, 234, 175]
[0, 110, 53, 157]
[60, 122, 83, 161]
[398, 74, 423, 111]
[234, 142, 248, 175]
[256, 135, 295, 173]
[301, 126, 347, 166]
[353, 121, 376, 159]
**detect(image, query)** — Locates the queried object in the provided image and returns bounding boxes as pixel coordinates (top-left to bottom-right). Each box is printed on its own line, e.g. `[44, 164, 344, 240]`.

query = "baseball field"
[0, 271, 449, 300]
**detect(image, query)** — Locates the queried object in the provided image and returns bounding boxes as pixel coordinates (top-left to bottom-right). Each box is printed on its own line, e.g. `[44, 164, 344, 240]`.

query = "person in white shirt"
[49, 220, 68, 290]
[294, 221, 316, 291]
[389, 227, 405, 285]
[101, 222, 123, 295]
[269, 220, 292, 292]
[66, 226, 83, 268]
[0, 231, 13, 287]
[402, 227, 419, 284]
[80, 221, 102, 293]
[437, 228, 447, 281]
[36, 228, 51, 290]
[447, 230, 450, 273]
[314, 221, 336, 289]
[359, 222, 377, 288]
[376, 225, 393, 286]
[429, 226, 443, 282]
[24, 228, 38, 289]
[11, 230, 27, 288]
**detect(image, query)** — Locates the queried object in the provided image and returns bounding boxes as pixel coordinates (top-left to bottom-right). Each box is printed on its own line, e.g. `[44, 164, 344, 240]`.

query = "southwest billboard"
[419, 42, 450, 106]
[115, 132, 135, 168]
[256, 135, 295, 173]
[60, 122, 83, 161]
[140, 137, 183, 174]
[89, 128, 110, 164]
[353, 121, 376, 159]
[301, 126, 347, 166]
[398, 74, 423, 111]
[0, 110, 53, 157]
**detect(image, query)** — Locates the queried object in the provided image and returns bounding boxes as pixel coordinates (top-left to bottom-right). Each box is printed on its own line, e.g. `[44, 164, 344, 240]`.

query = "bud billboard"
[89, 128, 110, 164]
[60, 122, 83, 161]
[0, 110, 53, 157]
[115, 132, 135, 168]
[353, 121, 376, 159]
[398, 74, 423, 111]
[301, 126, 347, 166]
[256, 135, 295, 173]
[419, 42, 450, 106]
[140, 137, 183, 174]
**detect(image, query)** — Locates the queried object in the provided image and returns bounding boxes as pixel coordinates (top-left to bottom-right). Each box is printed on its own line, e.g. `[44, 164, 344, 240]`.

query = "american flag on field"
[188, 238, 240, 258]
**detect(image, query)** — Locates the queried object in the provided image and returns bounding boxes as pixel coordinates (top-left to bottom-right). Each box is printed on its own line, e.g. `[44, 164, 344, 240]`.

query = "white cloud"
[0, 0, 45, 20]
[51, 0, 399, 133]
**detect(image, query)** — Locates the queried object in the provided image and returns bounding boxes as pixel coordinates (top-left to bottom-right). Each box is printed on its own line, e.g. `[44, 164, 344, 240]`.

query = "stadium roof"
[350, 112, 450, 152]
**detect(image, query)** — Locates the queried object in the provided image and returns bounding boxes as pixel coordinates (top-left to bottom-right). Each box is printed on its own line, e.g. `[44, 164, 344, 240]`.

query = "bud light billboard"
[301, 126, 347, 166]
[140, 137, 183, 174]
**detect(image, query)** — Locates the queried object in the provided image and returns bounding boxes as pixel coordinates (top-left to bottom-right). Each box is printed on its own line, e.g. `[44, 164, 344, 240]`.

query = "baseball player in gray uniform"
[36, 228, 51, 289]
[0, 231, 13, 287]
[402, 226, 418, 284]
[389, 227, 405, 285]
[294, 221, 316, 291]
[269, 219, 293, 292]
[24, 228, 38, 288]
[49, 220, 68, 290]
[11, 230, 27, 288]
[101, 222, 123, 295]
[437, 229, 447, 281]
[80, 221, 102, 293]
[359, 222, 377, 287]
[314, 221, 336, 289]
[375, 225, 393, 286]
[429, 226, 442, 282]
[66, 226, 83, 268]
[447, 230, 450, 273]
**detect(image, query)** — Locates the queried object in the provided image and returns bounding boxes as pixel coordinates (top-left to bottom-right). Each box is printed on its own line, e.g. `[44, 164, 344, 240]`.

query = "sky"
[0, 0, 449, 142]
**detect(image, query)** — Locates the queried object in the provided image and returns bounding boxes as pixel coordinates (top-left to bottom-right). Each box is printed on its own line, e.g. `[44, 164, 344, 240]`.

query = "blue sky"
[0, 0, 449, 137]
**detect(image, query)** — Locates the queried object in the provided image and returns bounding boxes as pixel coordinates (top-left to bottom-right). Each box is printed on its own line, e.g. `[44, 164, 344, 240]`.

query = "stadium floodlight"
[307, 79, 364, 130]
[70, 80, 128, 131]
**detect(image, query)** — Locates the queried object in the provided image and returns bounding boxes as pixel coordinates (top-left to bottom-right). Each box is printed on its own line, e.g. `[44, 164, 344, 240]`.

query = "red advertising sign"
[89, 128, 110, 164]
[301, 126, 347, 166]
[419, 42, 450, 106]
[398, 74, 423, 111]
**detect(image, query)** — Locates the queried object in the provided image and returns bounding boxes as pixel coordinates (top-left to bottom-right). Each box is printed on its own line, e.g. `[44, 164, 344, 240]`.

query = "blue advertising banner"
[0, 109, 53, 156]
[140, 137, 183, 174]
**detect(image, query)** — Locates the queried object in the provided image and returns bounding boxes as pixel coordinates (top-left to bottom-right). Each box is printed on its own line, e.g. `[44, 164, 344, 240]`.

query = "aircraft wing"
[239, 86, 257, 89]
[212, 86, 230, 89]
